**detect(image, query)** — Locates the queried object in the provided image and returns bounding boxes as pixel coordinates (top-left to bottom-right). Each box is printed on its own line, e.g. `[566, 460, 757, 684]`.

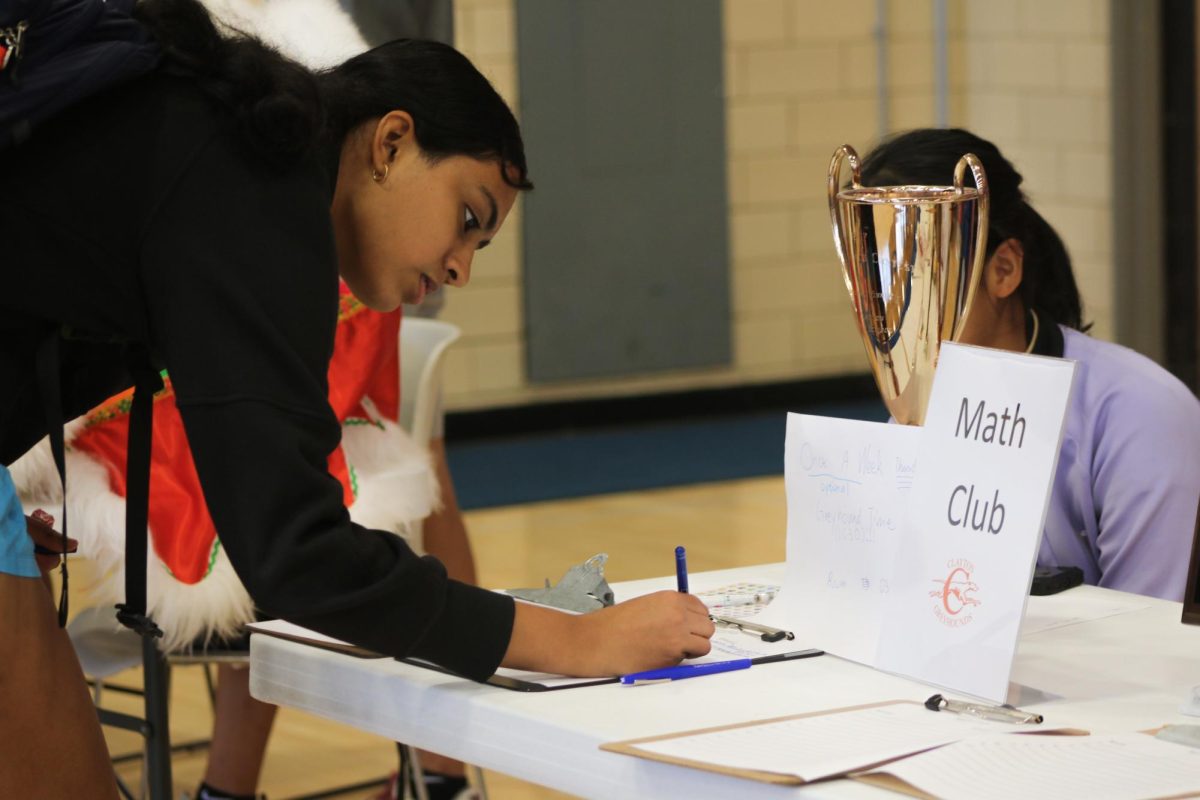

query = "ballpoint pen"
[622, 658, 751, 685]
[924, 693, 1044, 724]
[621, 650, 824, 685]
[675, 545, 689, 593]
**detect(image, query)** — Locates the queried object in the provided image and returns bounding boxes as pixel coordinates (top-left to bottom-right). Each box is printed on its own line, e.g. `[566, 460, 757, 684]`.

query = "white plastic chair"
[395, 317, 489, 800]
[398, 318, 461, 448]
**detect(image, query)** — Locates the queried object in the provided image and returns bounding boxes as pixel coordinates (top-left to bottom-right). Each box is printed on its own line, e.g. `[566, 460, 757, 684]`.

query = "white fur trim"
[19, 449, 255, 652]
[7, 419, 84, 502]
[341, 415, 440, 553]
[201, 0, 370, 70]
[15, 420, 438, 650]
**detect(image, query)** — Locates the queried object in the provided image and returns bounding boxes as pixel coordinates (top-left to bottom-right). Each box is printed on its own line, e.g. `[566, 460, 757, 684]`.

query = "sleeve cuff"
[409, 580, 515, 682]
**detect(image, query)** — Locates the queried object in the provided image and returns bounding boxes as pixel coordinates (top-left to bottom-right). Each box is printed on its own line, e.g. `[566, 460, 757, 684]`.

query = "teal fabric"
[0, 464, 38, 578]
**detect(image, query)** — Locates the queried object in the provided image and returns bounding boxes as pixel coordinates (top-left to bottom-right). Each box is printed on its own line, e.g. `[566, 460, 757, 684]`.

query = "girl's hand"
[25, 511, 77, 575]
[502, 590, 715, 677]
[573, 590, 716, 675]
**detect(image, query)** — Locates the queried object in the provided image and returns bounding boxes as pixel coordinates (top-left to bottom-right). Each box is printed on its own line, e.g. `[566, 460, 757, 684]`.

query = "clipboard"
[249, 619, 620, 690]
[482, 673, 619, 692]
[247, 621, 611, 689]
[400, 658, 621, 692]
[601, 700, 1087, 787]
[416, 647, 822, 692]
[601, 700, 913, 786]
[250, 620, 819, 692]
[248, 620, 385, 659]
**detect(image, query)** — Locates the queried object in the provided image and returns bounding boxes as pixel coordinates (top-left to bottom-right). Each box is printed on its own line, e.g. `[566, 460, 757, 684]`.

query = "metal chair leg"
[141, 636, 174, 800]
[467, 765, 489, 800]
[398, 745, 488, 800]
[202, 662, 217, 708]
[405, 748, 434, 800]
[114, 772, 137, 800]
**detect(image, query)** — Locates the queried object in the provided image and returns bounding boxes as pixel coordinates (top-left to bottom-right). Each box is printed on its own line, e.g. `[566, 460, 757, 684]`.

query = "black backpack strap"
[115, 344, 163, 639]
[34, 333, 164, 638]
[34, 330, 70, 627]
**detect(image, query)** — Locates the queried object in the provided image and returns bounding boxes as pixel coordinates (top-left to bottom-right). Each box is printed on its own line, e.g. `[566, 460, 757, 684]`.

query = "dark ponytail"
[1018, 203, 1086, 332]
[859, 128, 1087, 331]
[132, 0, 531, 187]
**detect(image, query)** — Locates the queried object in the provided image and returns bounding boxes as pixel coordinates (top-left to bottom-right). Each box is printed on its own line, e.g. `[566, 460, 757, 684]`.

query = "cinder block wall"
[955, 0, 1113, 339]
[443, 0, 1114, 411]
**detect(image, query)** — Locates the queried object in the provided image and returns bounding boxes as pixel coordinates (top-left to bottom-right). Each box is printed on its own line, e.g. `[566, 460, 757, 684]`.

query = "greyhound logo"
[929, 559, 981, 627]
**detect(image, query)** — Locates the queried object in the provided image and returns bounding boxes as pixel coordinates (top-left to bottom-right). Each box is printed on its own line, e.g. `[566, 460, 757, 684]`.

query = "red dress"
[71, 284, 401, 585]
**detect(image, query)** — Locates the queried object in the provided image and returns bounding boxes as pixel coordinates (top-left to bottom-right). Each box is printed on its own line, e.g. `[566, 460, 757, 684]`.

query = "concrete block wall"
[955, 0, 1113, 339]
[440, 0, 527, 403]
[725, 0, 944, 385]
[441, 0, 1115, 411]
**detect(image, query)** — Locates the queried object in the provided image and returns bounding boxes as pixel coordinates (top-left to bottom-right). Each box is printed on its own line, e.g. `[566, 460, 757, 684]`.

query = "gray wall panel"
[517, 0, 731, 382]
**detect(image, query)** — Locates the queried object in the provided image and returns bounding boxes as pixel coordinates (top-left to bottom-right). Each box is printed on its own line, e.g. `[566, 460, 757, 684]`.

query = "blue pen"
[621, 658, 751, 685]
[675, 545, 688, 593]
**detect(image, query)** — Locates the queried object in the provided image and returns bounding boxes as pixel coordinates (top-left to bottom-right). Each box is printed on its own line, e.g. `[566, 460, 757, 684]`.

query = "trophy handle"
[950, 153, 989, 341]
[828, 144, 863, 290]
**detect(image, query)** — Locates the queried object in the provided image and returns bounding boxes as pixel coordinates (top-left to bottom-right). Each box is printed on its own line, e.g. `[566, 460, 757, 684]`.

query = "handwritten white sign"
[783, 414, 919, 665]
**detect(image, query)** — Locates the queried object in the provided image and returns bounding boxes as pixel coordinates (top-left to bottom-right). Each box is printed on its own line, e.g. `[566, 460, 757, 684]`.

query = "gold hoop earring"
[371, 163, 389, 183]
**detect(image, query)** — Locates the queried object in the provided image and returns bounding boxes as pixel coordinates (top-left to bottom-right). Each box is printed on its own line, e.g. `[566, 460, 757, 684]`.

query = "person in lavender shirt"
[860, 128, 1200, 602]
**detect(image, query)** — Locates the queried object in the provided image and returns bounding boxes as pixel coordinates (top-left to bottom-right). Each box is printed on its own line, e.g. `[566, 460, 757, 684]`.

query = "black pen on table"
[675, 545, 688, 593]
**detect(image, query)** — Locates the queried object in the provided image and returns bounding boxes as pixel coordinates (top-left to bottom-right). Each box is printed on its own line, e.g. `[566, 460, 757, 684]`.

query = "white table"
[249, 564, 1200, 799]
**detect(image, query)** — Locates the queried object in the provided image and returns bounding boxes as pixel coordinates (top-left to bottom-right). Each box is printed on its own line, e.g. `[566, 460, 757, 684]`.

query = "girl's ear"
[372, 110, 415, 169]
[984, 238, 1024, 300]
